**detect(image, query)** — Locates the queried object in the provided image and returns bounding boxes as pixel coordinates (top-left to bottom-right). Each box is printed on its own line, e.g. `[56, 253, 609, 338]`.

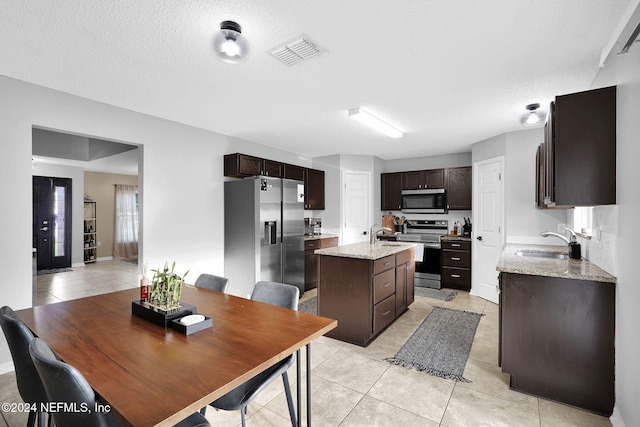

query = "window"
[573, 207, 593, 236]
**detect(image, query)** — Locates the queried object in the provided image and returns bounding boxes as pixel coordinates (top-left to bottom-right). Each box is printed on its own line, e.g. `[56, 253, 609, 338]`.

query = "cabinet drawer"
[373, 268, 396, 305]
[374, 255, 395, 275]
[442, 250, 471, 268]
[305, 239, 321, 251]
[320, 237, 338, 248]
[441, 267, 471, 290]
[442, 240, 471, 251]
[395, 248, 413, 266]
[373, 294, 396, 335]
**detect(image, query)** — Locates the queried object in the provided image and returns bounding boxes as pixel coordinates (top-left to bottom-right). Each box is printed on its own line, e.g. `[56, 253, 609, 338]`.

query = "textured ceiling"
[0, 0, 633, 160]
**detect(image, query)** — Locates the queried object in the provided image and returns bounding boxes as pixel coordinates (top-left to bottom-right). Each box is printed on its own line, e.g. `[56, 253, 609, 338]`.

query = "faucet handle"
[563, 227, 578, 241]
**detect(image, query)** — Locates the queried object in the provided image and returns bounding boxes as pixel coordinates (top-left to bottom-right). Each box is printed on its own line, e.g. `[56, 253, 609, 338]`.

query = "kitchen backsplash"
[381, 210, 472, 236]
[567, 205, 617, 276]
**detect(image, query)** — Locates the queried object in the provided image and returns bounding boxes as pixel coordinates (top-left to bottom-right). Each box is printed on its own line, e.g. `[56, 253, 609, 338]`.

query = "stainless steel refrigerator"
[224, 176, 305, 299]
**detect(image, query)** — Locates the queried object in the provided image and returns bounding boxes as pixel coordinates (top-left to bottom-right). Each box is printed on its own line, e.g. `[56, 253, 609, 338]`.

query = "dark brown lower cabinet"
[499, 272, 615, 416]
[318, 248, 414, 346]
[304, 237, 338, 291]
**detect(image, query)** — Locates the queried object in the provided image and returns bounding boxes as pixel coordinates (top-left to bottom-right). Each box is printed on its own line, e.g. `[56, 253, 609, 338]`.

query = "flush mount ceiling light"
[213, 20, 248, 64]
[348, 108, 403, 138]
[521, 103, 544, 126]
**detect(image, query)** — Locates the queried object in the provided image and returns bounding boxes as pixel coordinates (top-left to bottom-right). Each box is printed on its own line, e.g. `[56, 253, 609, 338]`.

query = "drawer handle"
[451, 244, 460, 247]
[382, 310, 391, 316]
[451, 257, 461, 261]
[384, 262, 391, 266]
[383, 283, 391, 288]
[451, 274, 461, 278]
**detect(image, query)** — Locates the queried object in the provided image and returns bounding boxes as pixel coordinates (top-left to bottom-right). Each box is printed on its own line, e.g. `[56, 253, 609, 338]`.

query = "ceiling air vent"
[270, 36, 323, 66]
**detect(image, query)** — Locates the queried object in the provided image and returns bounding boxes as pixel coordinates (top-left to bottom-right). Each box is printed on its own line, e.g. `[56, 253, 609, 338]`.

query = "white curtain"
[114, 184, 139, 259]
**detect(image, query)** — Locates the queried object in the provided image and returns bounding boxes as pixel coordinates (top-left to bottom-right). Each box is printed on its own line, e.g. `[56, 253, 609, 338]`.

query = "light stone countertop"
[315, 241, 416, 260]
[496, 243, 616, 283]
[303, 234, 339, 241]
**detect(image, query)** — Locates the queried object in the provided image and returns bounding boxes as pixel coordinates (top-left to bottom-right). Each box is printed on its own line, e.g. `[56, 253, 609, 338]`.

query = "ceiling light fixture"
[348, 108, 403, 138]
[521, 103, 544, 126]
[213, 20, 248, 64]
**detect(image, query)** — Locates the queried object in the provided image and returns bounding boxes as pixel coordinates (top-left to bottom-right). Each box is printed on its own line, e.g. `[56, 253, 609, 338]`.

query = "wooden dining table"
[16, 286, 336, 427]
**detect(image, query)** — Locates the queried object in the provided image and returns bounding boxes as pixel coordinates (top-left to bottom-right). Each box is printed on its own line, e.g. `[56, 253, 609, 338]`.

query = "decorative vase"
[148, 262, 189, 312]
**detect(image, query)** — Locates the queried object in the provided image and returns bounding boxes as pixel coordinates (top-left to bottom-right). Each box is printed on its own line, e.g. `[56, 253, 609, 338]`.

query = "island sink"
[515, 250, 568, 259]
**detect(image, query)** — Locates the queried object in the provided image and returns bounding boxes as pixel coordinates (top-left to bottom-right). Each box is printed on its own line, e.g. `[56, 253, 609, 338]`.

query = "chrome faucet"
[370, 224, 392, 245]
[540, 227, 581, 259]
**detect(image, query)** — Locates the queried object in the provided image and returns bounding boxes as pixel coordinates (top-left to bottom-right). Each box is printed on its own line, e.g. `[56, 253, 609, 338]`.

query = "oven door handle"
[420, 243, 441, 249]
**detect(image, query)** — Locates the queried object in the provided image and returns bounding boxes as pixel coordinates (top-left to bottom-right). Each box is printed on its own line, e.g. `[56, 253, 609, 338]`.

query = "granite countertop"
[442, 235, 472, 241]
[304, 234, 339, 241]
[315, 241, 416, 260]
[496, 243, 616, 283]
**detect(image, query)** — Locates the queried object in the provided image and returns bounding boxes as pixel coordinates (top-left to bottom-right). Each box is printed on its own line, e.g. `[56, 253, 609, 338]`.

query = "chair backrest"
[194, 274, 229, 293]
[251, 281, 299, 310]
[0, 306, 48, 406]
[29, 338, 111, 427]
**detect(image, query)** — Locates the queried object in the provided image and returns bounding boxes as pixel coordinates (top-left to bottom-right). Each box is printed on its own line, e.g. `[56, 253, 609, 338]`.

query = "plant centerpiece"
[149, 262, 189, 312]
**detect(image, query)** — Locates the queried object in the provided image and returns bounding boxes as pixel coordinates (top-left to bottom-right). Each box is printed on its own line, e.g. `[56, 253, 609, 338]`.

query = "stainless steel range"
[397, 220, 448, 289]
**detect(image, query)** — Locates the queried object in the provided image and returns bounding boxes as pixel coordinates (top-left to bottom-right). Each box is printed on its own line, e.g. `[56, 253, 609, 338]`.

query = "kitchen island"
[316, 241, 416, 346]
[497, 244, 616, 416]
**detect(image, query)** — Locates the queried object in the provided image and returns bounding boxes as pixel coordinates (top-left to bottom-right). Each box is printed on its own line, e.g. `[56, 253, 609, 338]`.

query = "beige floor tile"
[458, 358, 538, 409]
[265, 374, 363, 426]
[539, 398, 612, 427]
[203, 401, 263, 427]
[468, 334, 499, 366]
[367, 365, 454, 423]
[441, 386, 540, 427]
[483, 301, 499, 314]
[312, 348, 389, 394]
[340, 395, 439, 427]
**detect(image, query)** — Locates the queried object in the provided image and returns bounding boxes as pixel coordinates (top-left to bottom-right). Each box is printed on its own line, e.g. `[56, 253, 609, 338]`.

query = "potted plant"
[148, 262, 189, 311]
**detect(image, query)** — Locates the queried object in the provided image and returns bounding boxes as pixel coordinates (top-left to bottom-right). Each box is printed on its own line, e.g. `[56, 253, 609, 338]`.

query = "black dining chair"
[29, 338, 212, 427]
[207, 281, 299, 427]
[0, 306, 49, 427]
[194, 274, 229, 293]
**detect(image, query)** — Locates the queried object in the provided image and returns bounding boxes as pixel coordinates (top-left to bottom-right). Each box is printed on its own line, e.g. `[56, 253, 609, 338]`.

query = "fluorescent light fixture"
[348, 108, 403, 138]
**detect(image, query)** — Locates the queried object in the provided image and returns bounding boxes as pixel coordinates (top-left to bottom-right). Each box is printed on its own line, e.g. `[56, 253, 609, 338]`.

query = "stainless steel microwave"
[401, 189, 447, 213]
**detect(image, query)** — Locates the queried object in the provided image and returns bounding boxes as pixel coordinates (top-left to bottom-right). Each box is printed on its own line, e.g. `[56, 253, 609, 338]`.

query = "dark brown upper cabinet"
[224, 153, 264, 178]
[445, 167, 472, 210]
[283, 164, 305, 181]
[304, 168, 325, 210]
[381, 172, 403, 210]
[401, 169, 445, 190]
[263, 159, 284, 178]
[539, 86, 616, 208]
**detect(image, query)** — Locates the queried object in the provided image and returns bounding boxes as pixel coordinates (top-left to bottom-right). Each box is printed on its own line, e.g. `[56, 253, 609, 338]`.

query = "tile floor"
[1, 260, 612, 427]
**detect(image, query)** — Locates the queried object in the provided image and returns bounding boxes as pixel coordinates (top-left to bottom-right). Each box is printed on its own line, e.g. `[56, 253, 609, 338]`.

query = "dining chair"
[207, 281, 299, 427]
[194, 273, 229, 293]
[29, 338, 212, 427]
[0, 306, 49, 427]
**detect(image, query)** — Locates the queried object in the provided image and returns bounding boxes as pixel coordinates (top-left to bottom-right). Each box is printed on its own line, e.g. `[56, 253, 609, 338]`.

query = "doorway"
[342, 172, 371, 245]
[33, 176, 72, 270]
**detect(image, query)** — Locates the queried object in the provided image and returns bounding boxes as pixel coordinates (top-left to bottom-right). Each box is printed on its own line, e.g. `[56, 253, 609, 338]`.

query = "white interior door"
[472, 157, 504, 304]
[342, 172, 370, 245]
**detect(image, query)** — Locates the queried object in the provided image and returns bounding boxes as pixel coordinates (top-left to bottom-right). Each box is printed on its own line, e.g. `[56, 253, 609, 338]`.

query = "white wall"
[592, 41, 640, 427]
[385, 152, 472, 172]
[0, 75, 312, 370]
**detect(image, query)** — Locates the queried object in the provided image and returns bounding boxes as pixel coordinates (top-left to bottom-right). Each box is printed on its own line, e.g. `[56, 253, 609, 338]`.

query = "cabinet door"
[224, 153, 263, 177]
[304, 168, 325, 210]
[536, 144, 545, 209]
[284, 164, 305, 181]
[446, 167, 471, 210]
[425, 169, 445, 189]
[263, 160, 284, 178]
[406, 261, 415, 306]
[401, 171, 423, 189]
[304, 251, 318, 291]
[381, 172, 402, 210]
[395, 264, 406, 313]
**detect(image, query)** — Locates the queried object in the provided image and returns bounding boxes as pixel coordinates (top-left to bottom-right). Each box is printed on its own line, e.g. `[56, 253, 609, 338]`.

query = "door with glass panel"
[33, 176, 72, 270]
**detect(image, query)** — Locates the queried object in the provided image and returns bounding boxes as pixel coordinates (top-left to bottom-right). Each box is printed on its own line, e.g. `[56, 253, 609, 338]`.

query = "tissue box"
[171, 316, 212, 335]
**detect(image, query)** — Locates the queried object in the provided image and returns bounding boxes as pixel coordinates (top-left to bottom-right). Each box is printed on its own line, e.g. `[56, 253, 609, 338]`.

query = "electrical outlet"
[97, 241, 101, 247]
[557, 223, 567, 234]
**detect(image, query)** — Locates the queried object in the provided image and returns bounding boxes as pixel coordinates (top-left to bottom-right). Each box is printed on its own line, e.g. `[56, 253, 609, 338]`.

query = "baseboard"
[97, 256, 113, 262]
[72, 262, 85, 268]
[0, 360, 15, 375]
[609, 406, 627, 427]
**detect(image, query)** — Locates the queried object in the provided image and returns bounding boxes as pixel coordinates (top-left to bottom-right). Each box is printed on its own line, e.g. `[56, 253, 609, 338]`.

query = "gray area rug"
[414, 287, 457, 301]
[386, 306, 482, 381]
[298, 296, 317, 315]
[37, 267, 73, 275]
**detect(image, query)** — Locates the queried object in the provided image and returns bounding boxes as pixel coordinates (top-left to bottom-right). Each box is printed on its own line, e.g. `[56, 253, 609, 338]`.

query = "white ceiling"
[0, 0, 633, 160]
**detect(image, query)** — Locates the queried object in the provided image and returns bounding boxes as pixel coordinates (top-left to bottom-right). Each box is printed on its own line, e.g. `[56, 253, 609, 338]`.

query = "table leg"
[306, 343, 311, 427]
[296, 349, 301, 427]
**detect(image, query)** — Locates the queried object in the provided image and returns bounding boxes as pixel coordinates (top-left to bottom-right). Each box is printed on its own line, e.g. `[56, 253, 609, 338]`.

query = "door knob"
[40, 227, 48, 231]
[476, 236, 483, 241]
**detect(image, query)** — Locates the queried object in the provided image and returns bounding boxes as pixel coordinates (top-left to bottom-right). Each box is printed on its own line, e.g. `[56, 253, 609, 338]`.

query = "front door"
[33, 176, 72, 270]
[472, 157, 504, 304]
